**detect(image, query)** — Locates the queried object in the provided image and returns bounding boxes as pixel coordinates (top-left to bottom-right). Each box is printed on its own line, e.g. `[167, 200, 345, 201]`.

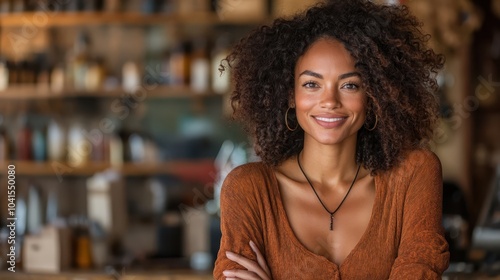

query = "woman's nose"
[319, 86, 341, 109]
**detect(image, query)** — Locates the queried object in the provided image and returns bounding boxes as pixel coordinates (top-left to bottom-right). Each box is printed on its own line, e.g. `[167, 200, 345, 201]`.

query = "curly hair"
[224, 0, 445, 173]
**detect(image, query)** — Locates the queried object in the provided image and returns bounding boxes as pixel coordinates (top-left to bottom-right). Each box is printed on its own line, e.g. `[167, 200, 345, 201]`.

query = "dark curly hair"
[223, 0, 445, 173]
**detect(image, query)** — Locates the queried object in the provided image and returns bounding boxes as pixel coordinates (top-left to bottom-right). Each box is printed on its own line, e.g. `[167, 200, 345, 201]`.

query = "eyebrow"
[299, 70, 361, 80]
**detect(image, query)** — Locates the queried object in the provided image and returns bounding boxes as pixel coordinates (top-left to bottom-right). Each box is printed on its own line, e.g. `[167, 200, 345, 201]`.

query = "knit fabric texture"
[213, 149, 450, 279]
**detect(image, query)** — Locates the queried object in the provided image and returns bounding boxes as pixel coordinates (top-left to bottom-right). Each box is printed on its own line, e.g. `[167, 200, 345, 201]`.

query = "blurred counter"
[0, 270, 212, 280]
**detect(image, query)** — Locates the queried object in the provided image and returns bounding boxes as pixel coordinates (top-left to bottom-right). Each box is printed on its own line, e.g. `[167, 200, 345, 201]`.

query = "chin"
[311, 136, 345, 146]
[308, 130, 359, 146]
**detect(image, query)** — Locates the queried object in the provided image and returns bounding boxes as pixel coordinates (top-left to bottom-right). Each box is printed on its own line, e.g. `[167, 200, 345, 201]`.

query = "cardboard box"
[23, 226, 71, 273]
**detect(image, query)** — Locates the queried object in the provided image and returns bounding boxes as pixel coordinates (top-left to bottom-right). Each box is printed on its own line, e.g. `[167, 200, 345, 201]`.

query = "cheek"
[294, 88, 317, 108]
[294, 94, 313, 125]
[295, 95, 310, 108]
[294, 97, 316, 121]
[355, 100, 367, 115]
[346, 95, 368, 122]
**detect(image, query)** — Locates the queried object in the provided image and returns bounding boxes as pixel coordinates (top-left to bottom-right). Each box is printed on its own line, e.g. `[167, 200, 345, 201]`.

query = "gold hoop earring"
[365, 114, 378, 131]
[285, 107, 298, 131]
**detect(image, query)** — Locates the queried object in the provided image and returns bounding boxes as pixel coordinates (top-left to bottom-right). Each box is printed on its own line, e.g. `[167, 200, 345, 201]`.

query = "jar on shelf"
[190, 38, 210, 93]
[67, 120, 91, 167]
[168, 41, 191, 86]
[122, 61, 141, 93]
[47, 118, 66, 161]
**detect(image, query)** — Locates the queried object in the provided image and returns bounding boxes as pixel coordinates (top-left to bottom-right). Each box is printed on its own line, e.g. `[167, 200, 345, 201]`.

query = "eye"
[302, 81, 319, 88]
[341, 82, 360, 90]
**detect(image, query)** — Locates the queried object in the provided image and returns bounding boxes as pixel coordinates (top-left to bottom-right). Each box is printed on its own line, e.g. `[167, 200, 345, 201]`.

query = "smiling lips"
[313, 115, 347, 128]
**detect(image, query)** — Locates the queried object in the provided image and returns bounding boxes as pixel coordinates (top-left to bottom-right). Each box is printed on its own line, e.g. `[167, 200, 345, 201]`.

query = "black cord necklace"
[297, 153, 361, 231]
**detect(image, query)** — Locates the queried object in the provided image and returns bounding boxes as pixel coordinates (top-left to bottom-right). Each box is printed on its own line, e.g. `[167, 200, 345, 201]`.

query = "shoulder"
[389, 149, 441, 176]
[222, 162, 274, 196]
[224, 162, 273, 185]
[402, 149, 441, 171]
[381, 149, 442, 188]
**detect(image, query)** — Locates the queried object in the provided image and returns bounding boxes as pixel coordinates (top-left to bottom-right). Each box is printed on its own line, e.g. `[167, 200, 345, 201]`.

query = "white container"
[122, 61, 140, 93]
[191, 58, 209, 93]
[67, 122, 90, 167]
[47, 119, 65, 161]
[50, 67, 65, 93]
[109, 134, 123, 167]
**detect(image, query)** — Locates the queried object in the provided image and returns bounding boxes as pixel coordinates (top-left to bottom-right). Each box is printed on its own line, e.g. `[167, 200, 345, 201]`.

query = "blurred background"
[0, 0, 498, 279]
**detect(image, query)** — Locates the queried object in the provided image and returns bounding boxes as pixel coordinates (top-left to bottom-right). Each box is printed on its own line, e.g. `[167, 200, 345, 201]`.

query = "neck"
[299, 136, 359, 187]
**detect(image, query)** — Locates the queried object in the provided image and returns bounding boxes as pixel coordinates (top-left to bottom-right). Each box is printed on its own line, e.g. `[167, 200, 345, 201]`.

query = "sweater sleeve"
[213, 164, 266, 280]
[389, 150, 450, 279]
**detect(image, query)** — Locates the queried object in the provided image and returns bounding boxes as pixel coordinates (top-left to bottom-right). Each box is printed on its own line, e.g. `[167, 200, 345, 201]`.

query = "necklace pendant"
[330, 214, 334, 231]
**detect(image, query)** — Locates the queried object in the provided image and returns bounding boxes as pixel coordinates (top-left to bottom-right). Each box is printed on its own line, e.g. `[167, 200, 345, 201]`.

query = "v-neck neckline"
[268, 164, 381, 272]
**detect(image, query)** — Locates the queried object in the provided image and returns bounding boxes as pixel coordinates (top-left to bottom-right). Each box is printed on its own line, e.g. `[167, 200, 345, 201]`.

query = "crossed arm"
[222, 240, 272, 280]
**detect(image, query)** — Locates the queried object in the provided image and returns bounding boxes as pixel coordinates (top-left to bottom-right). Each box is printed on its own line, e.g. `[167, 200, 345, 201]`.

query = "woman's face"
[294, 37, 367, 146]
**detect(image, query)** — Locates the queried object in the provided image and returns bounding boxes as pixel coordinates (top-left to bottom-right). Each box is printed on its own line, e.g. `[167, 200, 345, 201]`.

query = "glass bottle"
[31, 124, 47, 162]
[70, 32, 91, 91]
[17, 115, 32, 160]
[67, 119, 90, 167]
[190, 39, 210, 93]
[122, 61, 140, 93]
[109, 133, 123, 167]
[50, 64, 65, 93]
[168, 40, 191, 86]
[47, 118, 65, 161]
[85, 57, 105, 91]
[7, 60, 19, 85]
[0, 115, 9, 162]
[35, 53, 51, 90]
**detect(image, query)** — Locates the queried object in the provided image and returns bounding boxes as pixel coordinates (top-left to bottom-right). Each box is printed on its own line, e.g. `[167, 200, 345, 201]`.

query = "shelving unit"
[0, 159, 215, 178]
[0, 11, 267, 27]
[0, 3, 264, 276]
[0, 85, 222, 100]
[0, 7, 247, 166]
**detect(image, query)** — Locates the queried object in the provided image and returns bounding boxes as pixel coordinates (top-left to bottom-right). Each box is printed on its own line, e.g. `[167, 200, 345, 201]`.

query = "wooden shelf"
[0, 159, 216, 183]
[0, 11, 264, 27]
[0, 85, 223, 100]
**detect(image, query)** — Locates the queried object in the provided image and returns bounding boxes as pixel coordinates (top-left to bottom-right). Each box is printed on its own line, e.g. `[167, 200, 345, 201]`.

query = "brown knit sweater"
[213, 149, 450, 279]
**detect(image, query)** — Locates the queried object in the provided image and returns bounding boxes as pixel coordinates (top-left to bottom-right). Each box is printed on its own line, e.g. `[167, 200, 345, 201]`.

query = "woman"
[214, 0, 450, 279]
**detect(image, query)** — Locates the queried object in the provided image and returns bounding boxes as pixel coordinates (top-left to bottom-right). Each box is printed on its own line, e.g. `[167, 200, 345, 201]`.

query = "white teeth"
[315, 117, 344, 123]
